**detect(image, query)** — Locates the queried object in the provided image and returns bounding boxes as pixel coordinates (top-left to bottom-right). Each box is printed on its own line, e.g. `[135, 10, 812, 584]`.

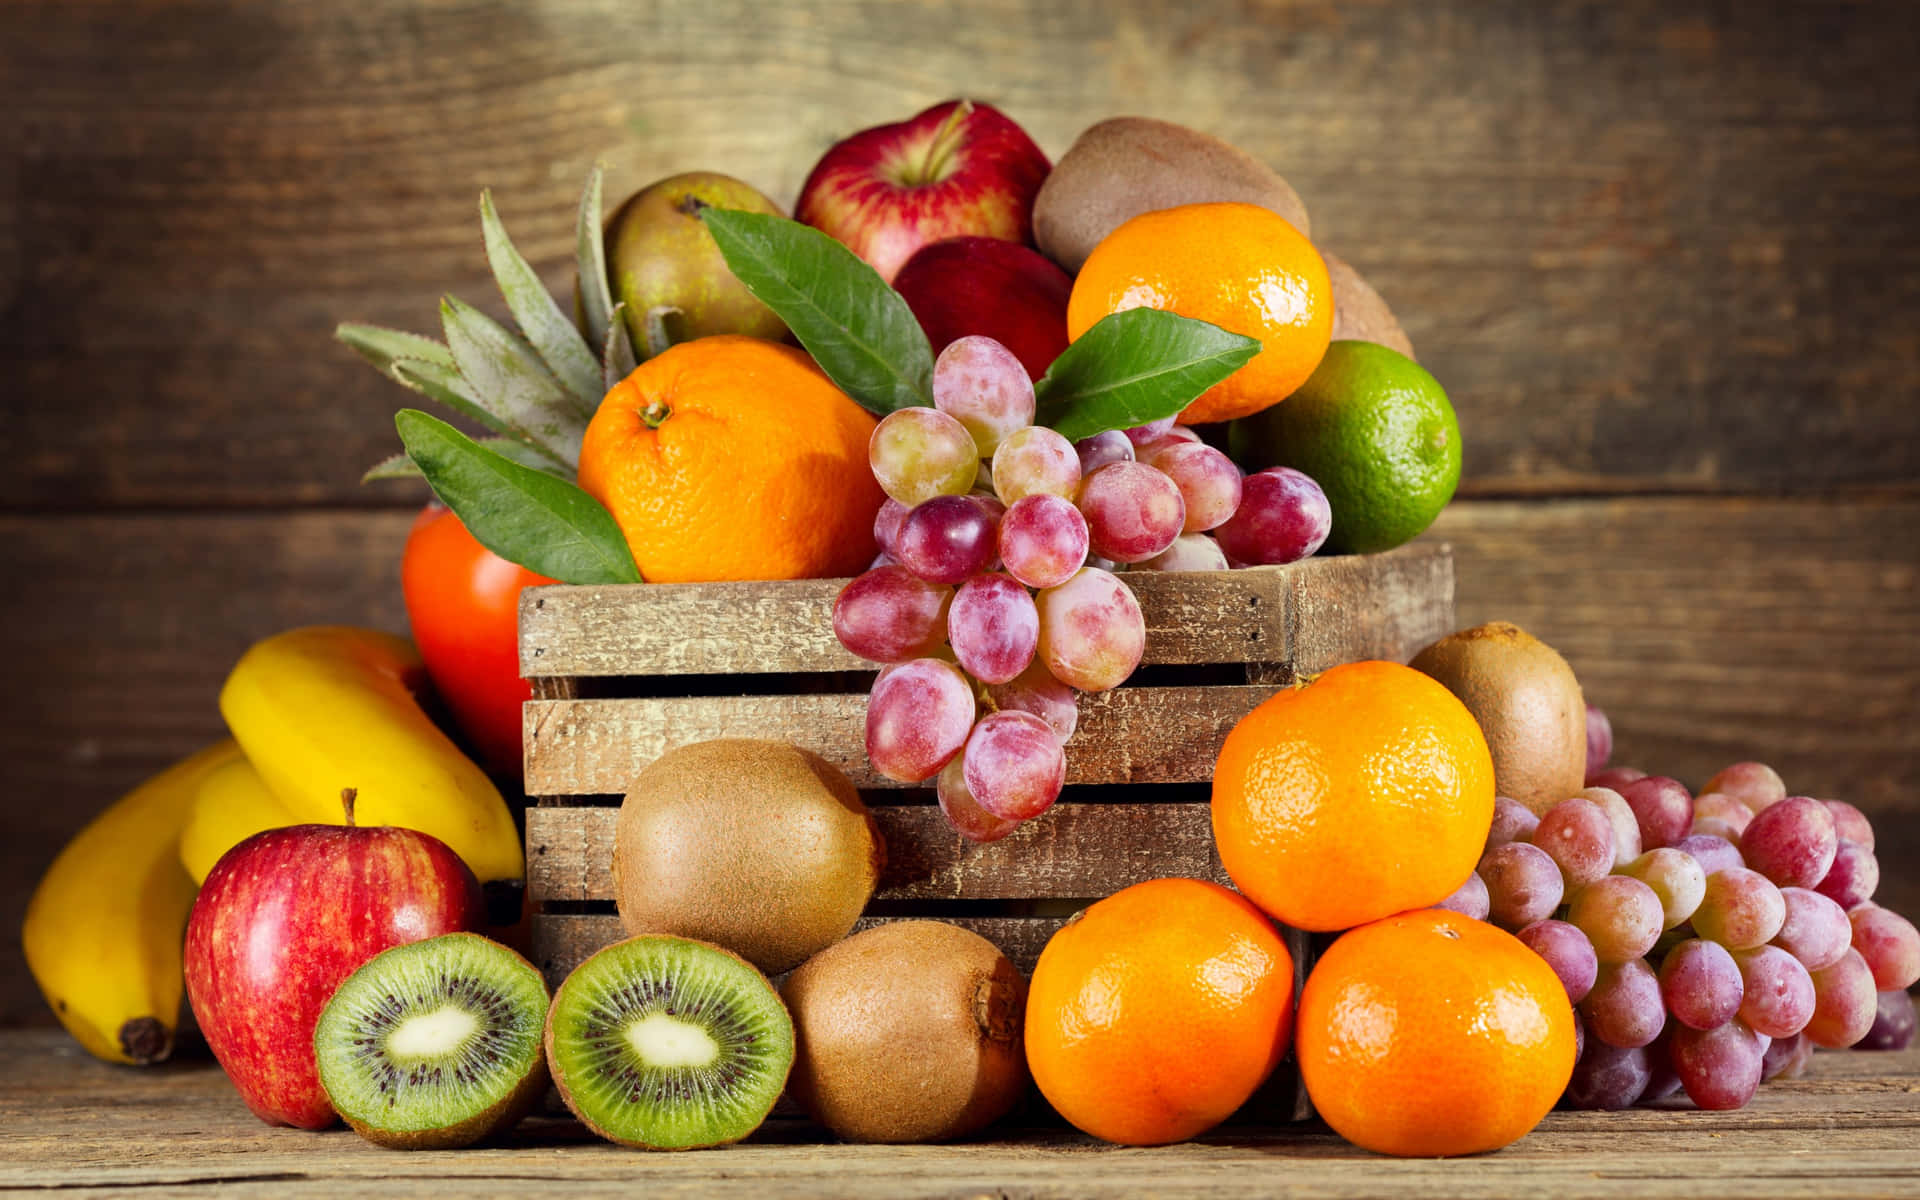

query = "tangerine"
[578, 336, 885, 583]
[1065, 201, 1332, 425]
[1024, 878, 1294, 1146]
[1211, 659, 1495, 932]
[1297, 908, 1576, 1156]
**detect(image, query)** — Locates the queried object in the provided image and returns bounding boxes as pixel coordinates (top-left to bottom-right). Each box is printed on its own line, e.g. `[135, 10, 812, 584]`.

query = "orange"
[1211, 659, 1495, 932]
[1297, 908, 1576, 1156]
[1024, 878, 1294, 1146]
[578, 336, 885, 583]
[1066, 201, 1332, 425]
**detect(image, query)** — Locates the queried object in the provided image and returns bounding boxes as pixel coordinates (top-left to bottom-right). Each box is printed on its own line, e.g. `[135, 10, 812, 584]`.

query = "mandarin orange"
[578, 336, 884, 583]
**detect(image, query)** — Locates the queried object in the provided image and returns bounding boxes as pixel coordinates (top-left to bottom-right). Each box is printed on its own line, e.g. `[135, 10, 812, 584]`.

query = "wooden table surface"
[3, 1030, 1916, 1197]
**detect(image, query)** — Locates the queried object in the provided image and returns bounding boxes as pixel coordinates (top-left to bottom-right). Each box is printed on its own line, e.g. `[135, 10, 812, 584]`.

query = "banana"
[178, 753, 299, 885]
[217, 625, 524, 884]
[24, 739, 241, 1064]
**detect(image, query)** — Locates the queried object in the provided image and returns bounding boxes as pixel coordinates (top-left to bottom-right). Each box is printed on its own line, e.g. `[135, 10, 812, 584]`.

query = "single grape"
[1734, 944, 1816, 1039]
[1122, 417, 1176, 446]
[1703, 761, 1787, 813]
[1691, 792, 1754, 841]
[997, 493, 1090, 590]
[1693, 867, 1787, 950]
[1620, 775, 1694, 851]
[1569, 875, 1665, 964]
[1076, 461, 1185, 563]
[1534, 796, 1616, 890]
[1741, 796, 1839, 889]
[1860, 989, 1917, 1051]
[873, 497, 911, 557]
[831, 565, 952, 664]
[947, 573, 1039, 685]
[983, 660, 1080, 743]
[1620, 848, 1707, 930]
[1659, 938, 1744, 1031]
[1517, 918, 1599, 1003]
[1580, 786, 1644, 868]
[932, 335, 1035, 455]
[1137, 532, 1230, 572]
[1823, 799, 1875, 850]
[1479, 841, 1566, 930]
[1588, 766, 1649, 792]
[894, 495, 999, 585]
[1805, 947, 1878, 1048]
[1073, 430, 1135, 477]
[936, 755, 1021, 843]
[1761, 1030, 1815, 1081]
[1148, 443, 1243, 533]
[1773, 886, 1855, 971]
[1582, 959, 1667, 1049]
[1211, 467, 1332, 566]
[869, 407, 980, 505]
[992, 425, 1080, 504]
[1583, 703, 1613, 785]
[1815, 839, 1879, 909]
[962, 710, 1067, 821]
[968, 490, 1007, 526]
[1641, 1032, 1683, 1102]
[865, 658, 976, 782]
[1035, 567, 1145, 692]
[1486, 796, 1541, 850]
[1565, 1040, 1651, 1111]
[1673, 833, 1744, 879]
[1849, 905, 1920, 991]
[1435, 871, 1490, 921]
[1133, 426, 1205, 466]
[1669, 1020, 1764, 1111]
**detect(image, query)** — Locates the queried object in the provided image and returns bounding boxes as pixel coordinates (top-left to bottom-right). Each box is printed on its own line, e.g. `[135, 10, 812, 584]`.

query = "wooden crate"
[517, 543, 1454, 993]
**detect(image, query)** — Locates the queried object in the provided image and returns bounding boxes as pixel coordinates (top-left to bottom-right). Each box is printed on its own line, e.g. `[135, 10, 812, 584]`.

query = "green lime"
[1225, 340, 1460, 554]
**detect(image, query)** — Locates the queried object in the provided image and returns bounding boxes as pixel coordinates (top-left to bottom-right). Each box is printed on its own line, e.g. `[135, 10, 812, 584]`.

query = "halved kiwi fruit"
[546, 934, 795, 1150]
[313, 932, 550, 1150]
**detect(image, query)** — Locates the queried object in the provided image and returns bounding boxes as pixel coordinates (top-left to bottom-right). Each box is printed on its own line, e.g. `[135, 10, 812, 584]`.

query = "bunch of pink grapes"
[835, 334, 1334, 841]
[1442, 746, 1919, 1112]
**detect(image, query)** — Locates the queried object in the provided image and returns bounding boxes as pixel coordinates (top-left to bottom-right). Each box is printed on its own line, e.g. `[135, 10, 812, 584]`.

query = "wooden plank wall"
[2, 0, 1915, 1028]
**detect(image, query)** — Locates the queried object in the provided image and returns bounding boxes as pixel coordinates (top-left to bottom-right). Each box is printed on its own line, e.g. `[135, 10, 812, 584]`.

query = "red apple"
[183, 790, 484, 1129]
[795, 99, 1051, 283]
[893, 235, 1073, 380]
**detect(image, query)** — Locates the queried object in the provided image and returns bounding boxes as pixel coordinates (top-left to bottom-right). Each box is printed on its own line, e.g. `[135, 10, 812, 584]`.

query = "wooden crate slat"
[527, 802, 1223, 904]
[519, 543, 1450, 679]
[1289, 541, 1456, 673]
[525, 685, 1277, 795]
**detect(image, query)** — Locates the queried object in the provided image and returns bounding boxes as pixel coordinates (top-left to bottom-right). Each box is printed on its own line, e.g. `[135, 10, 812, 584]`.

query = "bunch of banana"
[24, 624, 526, 1064]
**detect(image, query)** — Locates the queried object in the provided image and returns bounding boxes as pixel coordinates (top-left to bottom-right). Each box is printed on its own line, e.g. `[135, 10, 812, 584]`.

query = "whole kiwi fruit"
[613, 739, 883, 975]
[781, 920, 1029, 1143]
[1323, 249, 1416, 360]
[1032, 116, 1310, 274]
[1410, 622, 1588, 815]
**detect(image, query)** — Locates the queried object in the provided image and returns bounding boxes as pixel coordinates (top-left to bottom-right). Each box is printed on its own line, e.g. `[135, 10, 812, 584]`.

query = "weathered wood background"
[2, 1, 1916, 1028]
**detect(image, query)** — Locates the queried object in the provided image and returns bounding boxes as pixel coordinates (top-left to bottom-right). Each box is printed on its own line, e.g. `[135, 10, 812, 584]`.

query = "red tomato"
[401, 504, 554, 781]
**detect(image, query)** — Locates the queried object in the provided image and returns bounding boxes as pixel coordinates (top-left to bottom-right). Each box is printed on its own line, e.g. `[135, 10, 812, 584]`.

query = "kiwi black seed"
[312, 932, 551, 1150]
[545, 934, 795, 1150]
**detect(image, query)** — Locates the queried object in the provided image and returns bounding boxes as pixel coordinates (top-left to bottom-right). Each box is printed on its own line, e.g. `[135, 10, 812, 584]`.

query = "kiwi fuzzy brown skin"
[613, 739, 884, 975]
[1322, 249, 1416, 361]
[1410, 622, 1589, 816]
[780, 920, 1029, 1144]
[1032, 116, 1311, 275]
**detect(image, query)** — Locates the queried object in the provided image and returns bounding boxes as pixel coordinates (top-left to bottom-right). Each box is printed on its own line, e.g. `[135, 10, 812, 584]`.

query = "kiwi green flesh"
[314, 933, 550, 1150]
[547, 935, 795, 1150]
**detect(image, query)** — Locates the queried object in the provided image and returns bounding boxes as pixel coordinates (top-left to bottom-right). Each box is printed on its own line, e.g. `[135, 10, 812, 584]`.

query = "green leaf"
[480, 190, 604, 413]
[1033, 309, 1261, 441]
[335, 323, 457, 373]
[395, 409, 641, 585]
[699, 208, 932, 414]
[440, 295, 591, 469]
[574, 165, 622, 364]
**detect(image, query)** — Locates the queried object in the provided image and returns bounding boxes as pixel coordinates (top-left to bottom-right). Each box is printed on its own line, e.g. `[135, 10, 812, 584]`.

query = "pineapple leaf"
[480, 189, 604, 414]
[363, 435, 574, 484]
[361, 451, 423, 482]
[603, 301, 638, 393]
[395, 409, 641, 585]
[440, 295, 590, 470]
[388, 357, 516, 441]
[336, 323, 457, 373]
[574, 165, 623, 364]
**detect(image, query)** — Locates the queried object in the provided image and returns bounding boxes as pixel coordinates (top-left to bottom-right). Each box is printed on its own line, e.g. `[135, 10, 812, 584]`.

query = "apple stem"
[914, 98, 976, 186]
[340, 788, 358, 828]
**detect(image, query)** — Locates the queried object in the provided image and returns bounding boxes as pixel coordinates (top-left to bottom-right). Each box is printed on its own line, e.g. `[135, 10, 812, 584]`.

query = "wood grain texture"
[4, 1, 1919, 507]
[1, 1030, 1918, 1196]
[528, 803, 1224, 904]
